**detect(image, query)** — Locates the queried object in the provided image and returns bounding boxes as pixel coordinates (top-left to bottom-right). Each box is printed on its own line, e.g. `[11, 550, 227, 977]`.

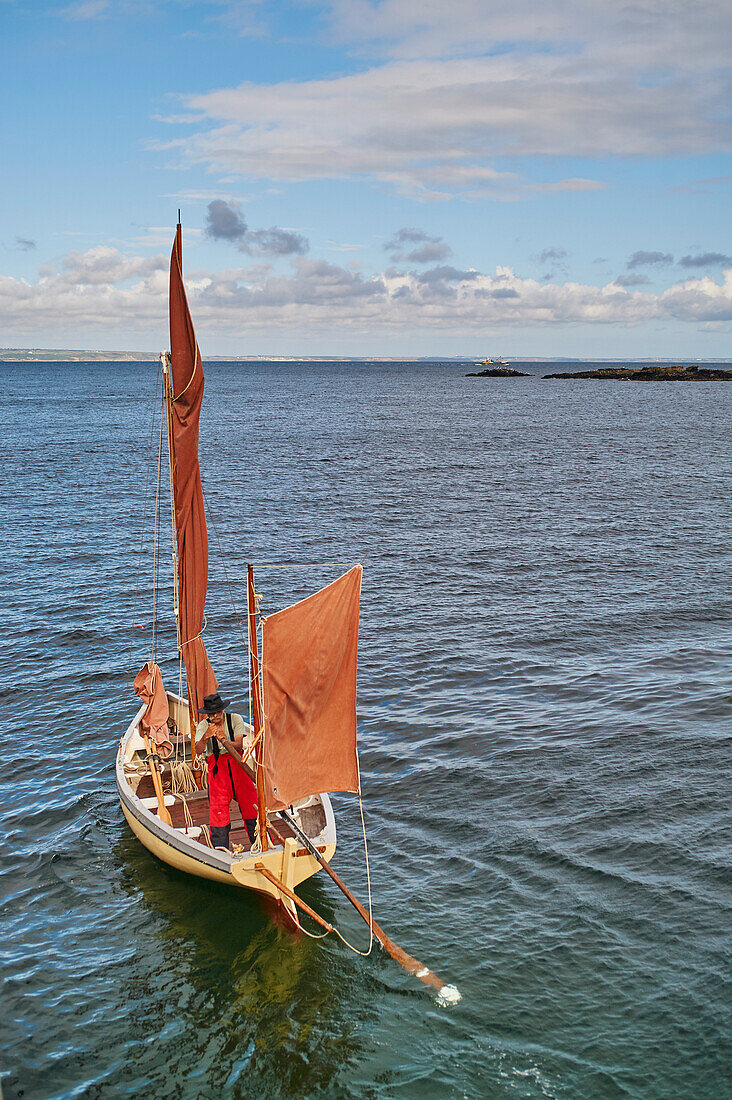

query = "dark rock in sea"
[542, 364, 732, 381]
[466, 367, 529, 377]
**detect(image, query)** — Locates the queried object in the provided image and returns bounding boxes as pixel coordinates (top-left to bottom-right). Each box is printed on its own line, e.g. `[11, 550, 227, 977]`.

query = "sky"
[1, 0, 731, 357]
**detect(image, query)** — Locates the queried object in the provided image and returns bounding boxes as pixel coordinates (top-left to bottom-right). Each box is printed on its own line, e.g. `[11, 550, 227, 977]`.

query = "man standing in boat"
[194, 692, 259, 850]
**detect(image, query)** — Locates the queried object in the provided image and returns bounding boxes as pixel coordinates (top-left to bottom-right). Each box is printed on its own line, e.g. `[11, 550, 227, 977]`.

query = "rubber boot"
[210, 823, 231, 850]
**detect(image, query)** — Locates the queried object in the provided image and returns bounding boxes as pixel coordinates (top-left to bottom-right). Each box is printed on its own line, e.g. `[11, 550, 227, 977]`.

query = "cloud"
[163, 53, 663, 199]
[15, 237, 36, 251]
[214, 1, 267, 39]
[668, 174, 732, 195]
[613, 273, 650, 287]
[321, 0, 731, 75]
[245, 228, 309, 256]
[158, 0, 731, 198]
[627, 251, 674, 269]
[38, 246, 167, 285]
[204, 199, 309, 255]
[60, 0, 109, 19]
[418, 265, 479, 284]
[659, 273, 732, 322]
[384, 228, 452, 263]
[205, 198, 248, 241]
[537, 247, 568, 264]
[679, 252, 732, 268]
[3, 247, 732, 343]
[404, 242, 451, 262]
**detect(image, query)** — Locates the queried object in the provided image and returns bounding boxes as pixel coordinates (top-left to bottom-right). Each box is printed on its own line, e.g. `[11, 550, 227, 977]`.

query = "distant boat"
[479, 356, 510, 366]
[116, 219, 459, 1001]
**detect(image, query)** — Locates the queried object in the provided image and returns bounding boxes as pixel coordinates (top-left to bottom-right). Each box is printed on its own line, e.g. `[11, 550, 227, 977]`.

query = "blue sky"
[2, 0, 731, 356]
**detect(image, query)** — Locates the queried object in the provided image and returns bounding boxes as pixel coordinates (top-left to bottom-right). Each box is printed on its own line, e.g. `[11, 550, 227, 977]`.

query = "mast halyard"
[247, 564, 269, 851]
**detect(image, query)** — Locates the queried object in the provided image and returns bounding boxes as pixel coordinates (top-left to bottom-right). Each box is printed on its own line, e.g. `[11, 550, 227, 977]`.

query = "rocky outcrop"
[543, 364, 732, 381]
[466, 366, 529, 377]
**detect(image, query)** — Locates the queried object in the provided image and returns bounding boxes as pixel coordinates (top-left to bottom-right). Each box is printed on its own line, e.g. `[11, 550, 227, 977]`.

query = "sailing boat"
[116, 221, 459, 1002]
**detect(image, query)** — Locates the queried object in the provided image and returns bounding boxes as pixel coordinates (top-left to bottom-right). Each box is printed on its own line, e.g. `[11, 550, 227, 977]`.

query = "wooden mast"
[247, 563, 269, 850]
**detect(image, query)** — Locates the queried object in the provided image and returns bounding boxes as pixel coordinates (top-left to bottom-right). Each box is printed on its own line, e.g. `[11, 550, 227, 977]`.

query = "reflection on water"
[113, 833, 371, 1099]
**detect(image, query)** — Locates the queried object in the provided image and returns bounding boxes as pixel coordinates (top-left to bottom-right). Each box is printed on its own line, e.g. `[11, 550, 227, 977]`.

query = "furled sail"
[168, 224, 217, 716]
[261, 565, 362, 810]
[133, 661, 174, 759]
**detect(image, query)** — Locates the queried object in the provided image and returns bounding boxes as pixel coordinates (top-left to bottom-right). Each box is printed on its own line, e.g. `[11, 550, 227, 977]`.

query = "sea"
[1, 359, 730, 1099]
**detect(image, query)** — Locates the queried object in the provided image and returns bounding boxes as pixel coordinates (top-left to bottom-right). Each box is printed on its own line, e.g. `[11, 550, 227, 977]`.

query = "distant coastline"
[2, 348, 732, 365]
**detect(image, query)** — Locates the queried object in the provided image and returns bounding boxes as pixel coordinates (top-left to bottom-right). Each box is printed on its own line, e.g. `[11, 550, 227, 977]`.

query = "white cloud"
[60, 0, 110, 19]
[659, 272, 732, 322]
[323, 0, 732, 74]
[37, 246, 167, 285]
[2, 247, 731, 342]
[153, 0, 731, 198]
[164, 50, 727, 197]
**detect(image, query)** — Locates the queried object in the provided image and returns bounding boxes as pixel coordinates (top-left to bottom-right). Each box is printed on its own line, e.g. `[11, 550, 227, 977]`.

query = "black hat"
[201, 692, 229, 715]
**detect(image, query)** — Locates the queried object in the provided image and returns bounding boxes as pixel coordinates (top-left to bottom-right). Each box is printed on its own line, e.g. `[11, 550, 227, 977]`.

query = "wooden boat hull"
[117, 693, 337, 920]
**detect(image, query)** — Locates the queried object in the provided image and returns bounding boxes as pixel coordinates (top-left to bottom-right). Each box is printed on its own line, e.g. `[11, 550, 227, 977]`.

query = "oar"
[142, 734, 172, 826]
[279, 809, 461, 1004]
[218, 737, 257, 781]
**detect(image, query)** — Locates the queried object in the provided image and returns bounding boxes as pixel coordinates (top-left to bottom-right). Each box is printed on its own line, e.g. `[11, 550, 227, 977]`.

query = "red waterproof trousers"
[207, 753, 258, 827]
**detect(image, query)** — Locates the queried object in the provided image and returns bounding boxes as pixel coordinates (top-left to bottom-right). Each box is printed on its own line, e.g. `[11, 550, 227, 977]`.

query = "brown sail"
[133, 661, 174, 760]
[168, 224, 217, 716]
[261, 565, 362, 810]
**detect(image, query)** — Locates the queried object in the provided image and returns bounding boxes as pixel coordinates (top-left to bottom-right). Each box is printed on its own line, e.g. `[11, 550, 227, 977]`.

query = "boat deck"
[133, 768, 327, 852]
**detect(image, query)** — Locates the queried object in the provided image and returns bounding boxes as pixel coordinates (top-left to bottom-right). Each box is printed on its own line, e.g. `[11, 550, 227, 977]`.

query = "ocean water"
[1, 359, 730, 1100]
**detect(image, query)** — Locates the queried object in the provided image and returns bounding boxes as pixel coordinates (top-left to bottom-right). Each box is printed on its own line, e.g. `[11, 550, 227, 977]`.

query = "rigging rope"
[128, 367, 162, 673]
[201, 483, 249, 648]
[170, 759, 197, 795]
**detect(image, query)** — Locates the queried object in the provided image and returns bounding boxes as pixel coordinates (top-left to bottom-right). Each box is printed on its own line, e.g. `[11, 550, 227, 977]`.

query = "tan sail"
[261, 565, 362, 810]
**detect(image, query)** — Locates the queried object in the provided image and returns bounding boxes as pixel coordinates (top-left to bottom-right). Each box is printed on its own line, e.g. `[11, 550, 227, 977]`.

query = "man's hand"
[205, 713, 226, 741]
